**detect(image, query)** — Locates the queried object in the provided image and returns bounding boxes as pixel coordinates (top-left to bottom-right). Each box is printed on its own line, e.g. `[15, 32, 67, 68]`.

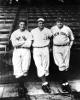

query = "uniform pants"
[33, 47, 50, 77]
[12, 48, 31, 78]
[53, 46, 70, 71]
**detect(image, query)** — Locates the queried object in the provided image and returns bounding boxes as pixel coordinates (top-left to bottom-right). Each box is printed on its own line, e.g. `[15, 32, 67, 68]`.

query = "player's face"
[38, 21, 44, 29]
[19, 22, 26, 31]
[56, 21, 63, 29]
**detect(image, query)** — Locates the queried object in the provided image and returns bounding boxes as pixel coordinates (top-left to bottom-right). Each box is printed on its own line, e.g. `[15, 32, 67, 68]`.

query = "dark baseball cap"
[56, 17, 64, 23]
[19, 19, 27, 25]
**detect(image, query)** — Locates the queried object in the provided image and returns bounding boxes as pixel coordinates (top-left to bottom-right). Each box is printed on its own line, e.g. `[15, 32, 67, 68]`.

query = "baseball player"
[10, 20, 32, 97]
[51, 17, 74, 93]
[31, 18, 52, 93]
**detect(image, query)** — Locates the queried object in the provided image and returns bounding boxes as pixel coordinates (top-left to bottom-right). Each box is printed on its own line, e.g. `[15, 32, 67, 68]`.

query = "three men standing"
[10, 17, 74, 97]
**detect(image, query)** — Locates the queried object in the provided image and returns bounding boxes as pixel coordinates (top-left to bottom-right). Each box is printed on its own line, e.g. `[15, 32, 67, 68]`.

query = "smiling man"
[10, 19, 32, 97]
[31, 18, 52, 93]
[51, 17, 74, 93]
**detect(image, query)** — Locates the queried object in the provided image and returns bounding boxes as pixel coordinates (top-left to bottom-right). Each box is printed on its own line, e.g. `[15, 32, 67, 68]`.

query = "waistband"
[15, 47, 30, 49]
[33, 45, 49, 48]
[54, 43, 70, 46]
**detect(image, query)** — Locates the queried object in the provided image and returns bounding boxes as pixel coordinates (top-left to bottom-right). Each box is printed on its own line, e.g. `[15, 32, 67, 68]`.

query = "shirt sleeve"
[28, 32, 33, 41]
[51, 27, 54, 36]
[67, 27, 74, 48]
[31, 30, 34, 41]
[47, 29, 52, 38]
[68, 27, 74, 41]
[10, 32, 16, 46]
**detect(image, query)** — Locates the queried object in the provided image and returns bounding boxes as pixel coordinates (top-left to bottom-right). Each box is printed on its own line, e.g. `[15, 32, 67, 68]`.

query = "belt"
[33, 45, 49, 48]
[15, 47, 30, 49]
[54, 43, 70, 46]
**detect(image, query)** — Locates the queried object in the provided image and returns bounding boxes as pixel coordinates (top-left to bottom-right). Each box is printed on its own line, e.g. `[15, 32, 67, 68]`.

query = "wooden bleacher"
[0, 6, 18, 54]
[0, 6, 19, 82]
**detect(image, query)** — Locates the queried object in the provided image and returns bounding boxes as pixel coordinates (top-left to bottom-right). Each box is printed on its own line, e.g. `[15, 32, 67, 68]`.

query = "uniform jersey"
[51, 25, 74, 71]
[31, 27, 52, 77]
[51, 25, 74, 45]
[10, 29, 32, 78]
[10, 29, 32, 48]
[31, 27, 52, 47]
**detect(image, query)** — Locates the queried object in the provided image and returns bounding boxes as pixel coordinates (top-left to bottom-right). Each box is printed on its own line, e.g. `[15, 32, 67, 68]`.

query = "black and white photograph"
[0, 0, 80, 100]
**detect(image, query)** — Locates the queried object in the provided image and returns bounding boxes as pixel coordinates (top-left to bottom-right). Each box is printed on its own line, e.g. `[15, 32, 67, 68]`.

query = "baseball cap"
[19, 19, 27, 25]
[56, 17, 64, 22]
[37, 18, 45, 22]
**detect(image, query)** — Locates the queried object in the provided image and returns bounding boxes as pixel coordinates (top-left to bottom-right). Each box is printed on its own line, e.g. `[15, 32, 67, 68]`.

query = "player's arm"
[47, 29, 53, 39]
[22, 32, 33, 47]
[30, 30, 34, 45]
[48, 28, 53, 52]
[68, 28, 74, 48]
[10, 33, 25, 48]
[12, 38, 25, 48]
[51, 26, 55, 42]
[51, 26, 56, 38]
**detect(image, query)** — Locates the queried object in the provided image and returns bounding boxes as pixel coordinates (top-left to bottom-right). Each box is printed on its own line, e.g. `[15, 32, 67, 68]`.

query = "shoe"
[42, 84, 51, 93]
[61, 83, 72, 93]
[18, 86, 27, 97]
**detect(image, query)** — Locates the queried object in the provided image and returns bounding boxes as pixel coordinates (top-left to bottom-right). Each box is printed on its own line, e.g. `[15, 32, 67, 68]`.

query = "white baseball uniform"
[31, 27, 52, 77]
[51, 25, 74, 71]
[10, 29, 32, 78]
